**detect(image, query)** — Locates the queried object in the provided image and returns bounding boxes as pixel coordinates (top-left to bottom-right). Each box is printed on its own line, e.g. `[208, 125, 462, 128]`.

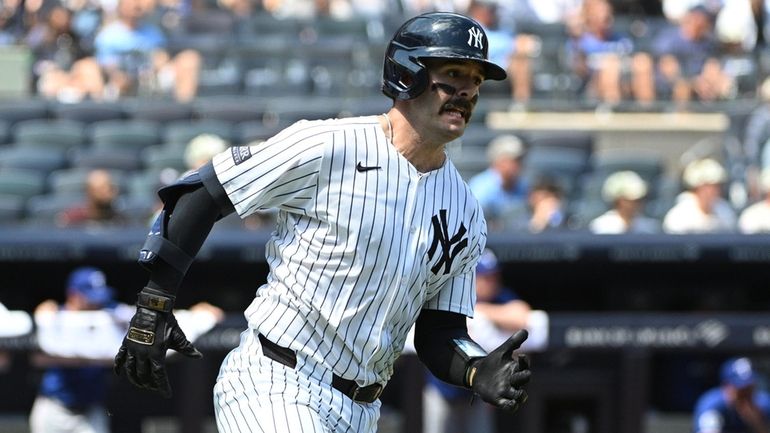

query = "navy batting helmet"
[382, 12, 507, 100]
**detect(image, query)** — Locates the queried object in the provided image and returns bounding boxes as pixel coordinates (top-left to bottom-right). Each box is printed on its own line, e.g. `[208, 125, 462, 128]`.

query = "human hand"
[468, 329, 531, 411]
[34, 300, 58, 315]
[114, 288, 201, 398]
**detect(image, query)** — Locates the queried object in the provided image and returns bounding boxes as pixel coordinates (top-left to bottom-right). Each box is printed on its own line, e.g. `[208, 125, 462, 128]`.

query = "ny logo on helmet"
[467, 27, 484, 50]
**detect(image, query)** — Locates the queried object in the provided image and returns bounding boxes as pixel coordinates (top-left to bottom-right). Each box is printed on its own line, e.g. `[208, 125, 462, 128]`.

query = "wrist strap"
[137, 287, 175, 313]
[465, 358, 482, 388]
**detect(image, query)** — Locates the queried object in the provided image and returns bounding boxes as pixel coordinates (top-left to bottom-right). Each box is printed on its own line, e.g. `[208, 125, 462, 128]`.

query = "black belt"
[258, 334, 384, 404]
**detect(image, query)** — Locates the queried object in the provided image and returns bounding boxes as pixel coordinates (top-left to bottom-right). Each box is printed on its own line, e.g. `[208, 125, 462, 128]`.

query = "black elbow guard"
[138, 162, 234, 274]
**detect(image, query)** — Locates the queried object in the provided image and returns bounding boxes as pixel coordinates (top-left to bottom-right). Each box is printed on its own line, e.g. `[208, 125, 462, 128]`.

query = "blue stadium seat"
[162, 119, 234, 145]
[193, 96, 267, 123]
[71, 148, 143, 172]
[122, 99, 194, 122]
[141, 144, 187, 172]
[0, 99, 50, 125]
[51, 101, 125, 123]
[11, 119, 87, 150]
[0, 147, 69, 172]
[89, 119, 161, 153]
[48, 167, 127, 195]
[0, 168, 48, 203]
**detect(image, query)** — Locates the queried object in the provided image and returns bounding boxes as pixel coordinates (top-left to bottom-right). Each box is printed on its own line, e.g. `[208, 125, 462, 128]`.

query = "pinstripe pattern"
[211, 115, 486, 431]
[214, 329, 379, 433]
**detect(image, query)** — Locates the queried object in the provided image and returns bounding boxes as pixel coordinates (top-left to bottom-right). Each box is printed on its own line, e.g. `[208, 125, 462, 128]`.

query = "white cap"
[487, 134, 525, 162]
[760, 167, 770, 193]
[602, 170, 648, 202]
[683, 158, 727, 188]
[185, 134, 229, 169]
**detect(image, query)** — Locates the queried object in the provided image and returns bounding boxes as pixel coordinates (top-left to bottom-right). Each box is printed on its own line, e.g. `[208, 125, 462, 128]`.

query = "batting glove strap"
[136, 287, 175, 313]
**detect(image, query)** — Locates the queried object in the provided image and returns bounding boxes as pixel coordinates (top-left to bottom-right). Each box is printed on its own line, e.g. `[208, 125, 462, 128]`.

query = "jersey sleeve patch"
[231, 146, 253, 165]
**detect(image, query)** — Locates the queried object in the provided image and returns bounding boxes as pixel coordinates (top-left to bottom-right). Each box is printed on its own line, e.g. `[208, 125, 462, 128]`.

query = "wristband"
[137, 288, 175, 313]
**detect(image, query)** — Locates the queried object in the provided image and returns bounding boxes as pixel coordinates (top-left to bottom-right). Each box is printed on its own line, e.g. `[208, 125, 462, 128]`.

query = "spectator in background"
[528, 176, 566, 232]
[423, 248, 531, 433]
[29, 267, 125, 433]
[26, 5, 106, 102]
[57, 169, 128, 228]
[465, 0, 537, 106]
[693, 357, 770, 433]
[663, 158, 737, 233]
[590, 170, 660, 234]
[468, 134, 529, 232]
[30, 266, 225, 433]
[94, 0, 201, 101]
[184, 133, 229, 174]
[565, 0, 655, 107]
[742, 77, 770, 200]
[738, 167, 770, 233]
[651, 5, 734, 107]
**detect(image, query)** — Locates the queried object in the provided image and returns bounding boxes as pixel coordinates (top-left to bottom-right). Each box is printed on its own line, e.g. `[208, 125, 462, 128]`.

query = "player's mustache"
[432, 82, 478, 122]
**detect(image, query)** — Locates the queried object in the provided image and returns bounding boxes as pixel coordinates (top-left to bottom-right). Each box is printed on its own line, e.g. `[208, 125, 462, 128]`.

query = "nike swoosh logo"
[356, 162, 381, 172]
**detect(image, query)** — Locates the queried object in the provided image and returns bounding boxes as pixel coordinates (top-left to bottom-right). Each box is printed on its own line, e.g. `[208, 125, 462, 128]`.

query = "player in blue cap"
[693, 357, 770, 433]
[29, 267, 119, 433]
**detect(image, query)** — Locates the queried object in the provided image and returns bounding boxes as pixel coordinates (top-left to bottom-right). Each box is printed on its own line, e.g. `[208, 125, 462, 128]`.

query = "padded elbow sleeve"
[138, 162, 234, 276]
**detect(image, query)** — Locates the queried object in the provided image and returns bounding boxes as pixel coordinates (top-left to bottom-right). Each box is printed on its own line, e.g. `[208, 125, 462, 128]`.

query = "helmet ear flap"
[383, 48, 429, 100]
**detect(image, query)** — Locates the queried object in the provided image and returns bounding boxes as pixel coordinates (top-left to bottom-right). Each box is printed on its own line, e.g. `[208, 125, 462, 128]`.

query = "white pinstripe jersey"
[211, 115, 487, 386]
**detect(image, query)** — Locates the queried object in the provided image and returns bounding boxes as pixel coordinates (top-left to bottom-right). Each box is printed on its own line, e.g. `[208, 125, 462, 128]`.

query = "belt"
[258, 334, 384, 403]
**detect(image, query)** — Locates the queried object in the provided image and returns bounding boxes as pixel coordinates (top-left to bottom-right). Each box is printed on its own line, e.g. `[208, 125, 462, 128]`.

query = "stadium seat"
[590, 148, 666, 193]
[169, 34, 241, 96]
[459, 125, 511, 149]
[51, 101, 125, 123]
[241, 13, 301, 43]
[127, 168, 168, 199]
[162, 119, 234, 145]
[11, 119, 87, 150]
[141, 145, 187, 172]
[180, 8, 236, 35]
[71, 148, 143, 172]
[522, 146, 592, 200]
[0, 99, 49, 125]
[88, 119, 161, 153]
[235, 41, 302, 97]
[0, 193, 27, 222]
[193, 96, 267, 123]
[0, 168, 48, 201]
[234, 121, 282, 145]
[0, 147, 69, 172]
[122, 99, 193, 122]
[49, 167, 127, 195]
[523, 131, 594, 155]
[25, 193, 84, 226]
[0, 119, 9, 145]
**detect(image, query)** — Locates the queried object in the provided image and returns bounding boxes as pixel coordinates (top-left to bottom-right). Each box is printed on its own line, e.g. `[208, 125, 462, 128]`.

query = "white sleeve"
[211, 121, 328, 218]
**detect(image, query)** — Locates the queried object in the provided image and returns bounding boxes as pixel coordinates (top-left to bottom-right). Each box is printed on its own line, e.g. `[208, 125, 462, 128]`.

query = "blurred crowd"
[1, 0, 770, 234]
[0, 0, 769, 105]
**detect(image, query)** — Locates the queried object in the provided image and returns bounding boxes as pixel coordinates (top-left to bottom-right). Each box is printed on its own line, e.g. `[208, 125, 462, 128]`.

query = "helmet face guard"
[382, 12, 507, 100]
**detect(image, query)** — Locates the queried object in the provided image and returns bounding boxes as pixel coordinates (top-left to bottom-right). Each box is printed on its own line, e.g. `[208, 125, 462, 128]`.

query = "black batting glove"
[467, 329, 531, 411]
[114, 287, 202, 398]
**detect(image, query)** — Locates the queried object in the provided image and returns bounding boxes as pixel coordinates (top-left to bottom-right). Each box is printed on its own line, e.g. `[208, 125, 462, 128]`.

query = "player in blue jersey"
[693, 357, 770, 433]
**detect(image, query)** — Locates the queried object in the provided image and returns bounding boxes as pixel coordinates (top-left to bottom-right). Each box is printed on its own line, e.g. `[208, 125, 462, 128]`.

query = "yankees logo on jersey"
[210, 116, 486, 385]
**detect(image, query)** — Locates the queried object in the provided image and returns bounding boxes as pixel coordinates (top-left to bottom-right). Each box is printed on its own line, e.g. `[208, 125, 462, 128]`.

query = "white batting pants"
[29, 396, 109, 433]
[213, 329, 380, 433]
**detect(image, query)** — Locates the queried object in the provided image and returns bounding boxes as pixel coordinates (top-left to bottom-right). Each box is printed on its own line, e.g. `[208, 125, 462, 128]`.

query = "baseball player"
[114, 12, 531, 432]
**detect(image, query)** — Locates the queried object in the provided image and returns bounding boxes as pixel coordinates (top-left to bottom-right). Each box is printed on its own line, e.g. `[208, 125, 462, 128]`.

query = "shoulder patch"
[231, 146, 252, 165]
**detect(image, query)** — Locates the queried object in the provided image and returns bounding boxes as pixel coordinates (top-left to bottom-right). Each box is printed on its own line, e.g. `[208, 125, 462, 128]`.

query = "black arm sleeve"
[414, 309, 482, 388]
[146, 185, 226, 292]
